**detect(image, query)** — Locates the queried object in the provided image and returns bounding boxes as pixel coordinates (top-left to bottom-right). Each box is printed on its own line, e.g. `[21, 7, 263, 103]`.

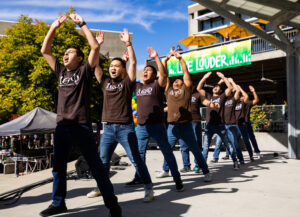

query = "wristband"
[79, 21, 86, 28]
[126, 41, 132, 47]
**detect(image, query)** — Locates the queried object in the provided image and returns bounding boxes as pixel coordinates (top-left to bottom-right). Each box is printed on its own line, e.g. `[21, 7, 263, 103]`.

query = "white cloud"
[0, 0, 187, 31]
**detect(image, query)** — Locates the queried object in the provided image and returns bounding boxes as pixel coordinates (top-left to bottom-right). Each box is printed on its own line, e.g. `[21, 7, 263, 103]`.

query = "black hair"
[111, 57, 126, 68]
[144, 65, 157, 75]
[69, 47, 84, 65]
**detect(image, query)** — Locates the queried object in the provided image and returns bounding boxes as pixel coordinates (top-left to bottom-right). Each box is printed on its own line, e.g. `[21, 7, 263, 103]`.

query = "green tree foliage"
[0, 12, 108, 123]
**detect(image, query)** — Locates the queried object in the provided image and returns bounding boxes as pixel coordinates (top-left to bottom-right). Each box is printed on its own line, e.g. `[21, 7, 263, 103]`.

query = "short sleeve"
[54, 60, 64, 79]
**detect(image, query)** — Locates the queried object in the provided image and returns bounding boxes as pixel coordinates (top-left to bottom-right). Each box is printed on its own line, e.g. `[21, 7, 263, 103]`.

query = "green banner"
[166, 40, 251, 77]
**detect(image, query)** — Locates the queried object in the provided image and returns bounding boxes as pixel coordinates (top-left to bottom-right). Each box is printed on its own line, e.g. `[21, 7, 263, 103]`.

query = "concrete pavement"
[0, 139, 299, 217]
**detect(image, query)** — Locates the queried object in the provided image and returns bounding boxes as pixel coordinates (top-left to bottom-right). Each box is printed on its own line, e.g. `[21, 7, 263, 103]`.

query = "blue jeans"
[52, 124, 119, 210]
[179, 122, 202, 168]
[202, 124, 237, 162]
[225, 125, 244, 162]
[246, 122, 260, 153]
[212, 134, 223, 160]
[100, 123, 153, 189]
[163, 121, 209, 175]
[237, 125, 254, 158]
[135, 122, 181, 183]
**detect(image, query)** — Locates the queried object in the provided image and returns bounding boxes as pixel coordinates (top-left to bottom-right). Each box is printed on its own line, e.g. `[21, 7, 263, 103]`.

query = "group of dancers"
[39, 13, 261, 217]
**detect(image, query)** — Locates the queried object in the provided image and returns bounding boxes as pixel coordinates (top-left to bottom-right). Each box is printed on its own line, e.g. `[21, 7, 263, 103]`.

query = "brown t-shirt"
[166, 84, 192, 123]
[244, 100, 254, 123]
[205, 92, 226, 125]
[135, 80, 164, 125]
[235, 101, 245, 125]
[101, 75, 135, 123]
[54, 60, 93, 124]
[191, 92, 202, 121]
[224, 96, 237, 125]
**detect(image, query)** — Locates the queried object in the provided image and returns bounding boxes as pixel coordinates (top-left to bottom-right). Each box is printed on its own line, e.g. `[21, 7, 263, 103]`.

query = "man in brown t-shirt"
[198, 72, 239, 170]
[123, 47, 184, 191]
[92, 29, 154, 203]
[161, 51, 212, 182]
[40, 14, 121, 217]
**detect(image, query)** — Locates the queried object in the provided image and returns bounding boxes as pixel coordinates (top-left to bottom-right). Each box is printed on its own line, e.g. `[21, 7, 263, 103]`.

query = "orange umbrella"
[217, 23, 263, 39]
[179, 33, 219, 46]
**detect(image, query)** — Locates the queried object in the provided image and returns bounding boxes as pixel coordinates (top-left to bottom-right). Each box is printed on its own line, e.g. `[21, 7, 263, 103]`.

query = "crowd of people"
[38, 13, 262, 217]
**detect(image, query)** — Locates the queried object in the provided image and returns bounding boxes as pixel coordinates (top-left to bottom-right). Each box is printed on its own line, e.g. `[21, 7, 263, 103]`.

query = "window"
[203, 20, 211, 30]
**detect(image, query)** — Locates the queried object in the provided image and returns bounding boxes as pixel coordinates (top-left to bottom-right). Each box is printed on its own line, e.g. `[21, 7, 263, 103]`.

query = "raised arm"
[249, 85, 259, 105]
[228, 78, 240, 101]
[216, 72, 232, 97]
[94, 31, 104, 84]
[147, 47, 167, 87]
[197, 72, 212, 96]
[120, 28, 136, 82]
[41, 16, 67, 70]
[163, 52, 172, 91]
[173, 51, 192, 87]
[237, 85, 249, 103]
[69, 13, 99, 68]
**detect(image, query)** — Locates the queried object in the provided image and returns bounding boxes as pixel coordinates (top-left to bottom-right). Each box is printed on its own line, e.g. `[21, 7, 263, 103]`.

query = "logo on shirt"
[235, 103, 242, 110]
[59, 73, 80, 87]
[169, 89, 183, 97]
[106, 83, 123, 92]
[136, 87, 153, 96]
[225, 99, 233, 107]
[191, 96, 197, 103]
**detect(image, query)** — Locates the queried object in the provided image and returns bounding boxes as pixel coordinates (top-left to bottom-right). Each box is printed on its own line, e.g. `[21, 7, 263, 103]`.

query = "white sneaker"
[204, 172, 212, 182]
[87, 188, 102, 198]
[256, 152, 263, 159]
[156, 171, 169, 178]
[144, 188, 154, 202]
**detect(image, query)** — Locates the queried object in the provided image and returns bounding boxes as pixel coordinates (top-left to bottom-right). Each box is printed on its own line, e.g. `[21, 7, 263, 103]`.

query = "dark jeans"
[225, 125, 244, 162]
[135, 122, 181, 183]
[202, 124, 237, 162]
[100, 123, 153, 189]
[52, 124, 119, 210]
[246, 122, 261, 153]
[163, 121, 209, 175]
[179, 122, 202, 168]
[237, 125, 254, 158]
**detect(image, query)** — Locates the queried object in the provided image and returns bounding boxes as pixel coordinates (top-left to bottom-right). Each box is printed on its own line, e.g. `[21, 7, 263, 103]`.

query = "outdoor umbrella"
[179, 33, 219, 47]
[217, 23, 263, 39]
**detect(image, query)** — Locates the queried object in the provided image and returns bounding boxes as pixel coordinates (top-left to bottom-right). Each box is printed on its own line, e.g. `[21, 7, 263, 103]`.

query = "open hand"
[249, 85, 255, 92]
[96, 31, 104, 45]
[51, 16, 67, 29]
[203, 71, 212, 79]
[69, 13, 84, 26]
[120, 28, 130, 43]
[122, 51, 129, 62]
[147, 47, 158, 59]
[173, 51, 182, 59]
[216, 72, 225, 79]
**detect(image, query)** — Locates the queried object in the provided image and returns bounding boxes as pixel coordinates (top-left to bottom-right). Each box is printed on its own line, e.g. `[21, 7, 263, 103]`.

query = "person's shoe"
[40, 203, 67, 217]
[180, 167, 191, 173]
[256, 152, 262, 159]
[250, 157, 255, 162]
[125, 178, 143, 187]
[210, 159, 218, 163]
[156, 171, 170, 178]
[203, 172, 212, 182]
[193, 166, 201, 174]
[87, 188, 102, 198]
[109, 206, 122, 217]
[240, 161, 245, 165]
[233, 161, 239, 170]
[144, 188, 154, 202]
[222, 156, 230, 160]
[175, 181, 184, 192]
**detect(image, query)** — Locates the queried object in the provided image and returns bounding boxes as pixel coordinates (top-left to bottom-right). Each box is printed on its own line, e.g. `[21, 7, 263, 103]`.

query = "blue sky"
[0, 0, 195, 70]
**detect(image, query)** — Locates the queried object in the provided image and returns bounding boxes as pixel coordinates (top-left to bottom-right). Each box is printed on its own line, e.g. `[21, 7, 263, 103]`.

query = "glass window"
[211, 17, 223, 28]
[203, 20, 211, 30]
[241, 14, 252, 20]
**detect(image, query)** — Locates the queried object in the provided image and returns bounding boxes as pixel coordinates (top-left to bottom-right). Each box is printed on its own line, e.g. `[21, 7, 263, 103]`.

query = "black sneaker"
[240, 161, 245, 165]
[40, 203, 67, 217]
[233, 161, 239, 170]
[210, 159, 218, 163]
[125, 178, 143, 187]
[250, 157, 255, 162]
[222, 156, 230, 160]
[180, 167, 191, 173]
[109, 206, 122, 217]
[175, 181, 184, 192]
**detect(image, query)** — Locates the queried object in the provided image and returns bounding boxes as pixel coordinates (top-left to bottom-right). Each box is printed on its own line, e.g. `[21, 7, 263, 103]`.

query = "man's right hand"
[96, 31, 104, 45]
[51, 16, 67, 29]
[203, 71, 212, 80]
